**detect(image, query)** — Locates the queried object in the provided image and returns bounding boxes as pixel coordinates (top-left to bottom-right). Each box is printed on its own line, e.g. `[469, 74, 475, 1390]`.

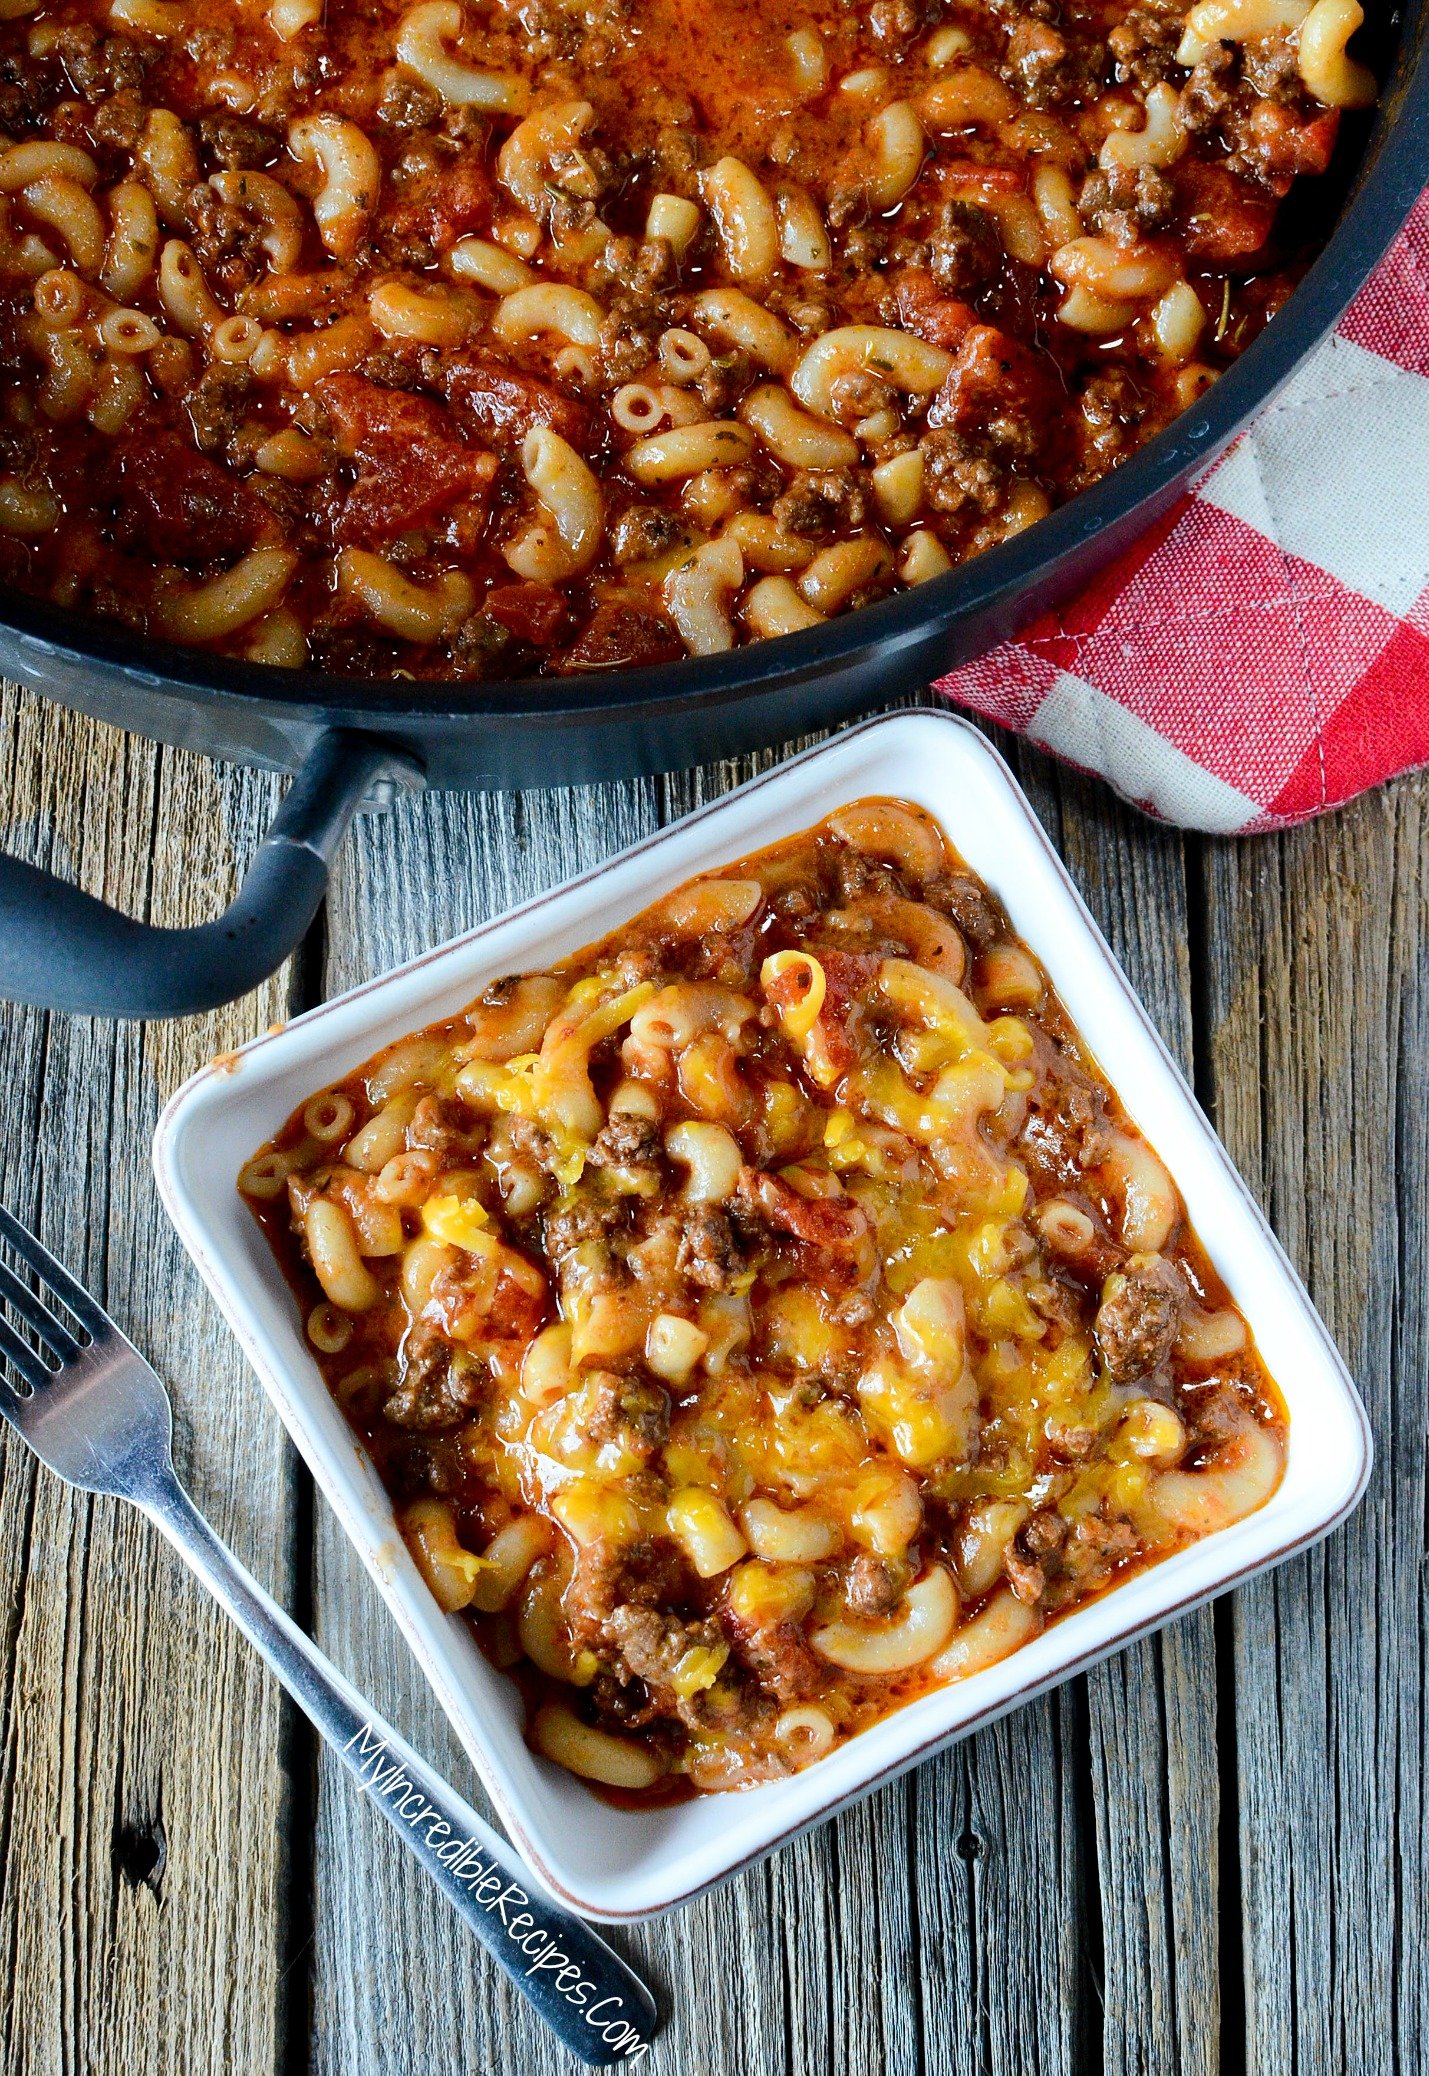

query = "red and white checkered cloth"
[935, 189, 1429, 833]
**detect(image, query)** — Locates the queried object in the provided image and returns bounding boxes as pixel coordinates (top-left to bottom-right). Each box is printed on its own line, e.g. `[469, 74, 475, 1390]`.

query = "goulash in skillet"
[242, 800, 1285, 1799]
[0, 0, 1375, 676]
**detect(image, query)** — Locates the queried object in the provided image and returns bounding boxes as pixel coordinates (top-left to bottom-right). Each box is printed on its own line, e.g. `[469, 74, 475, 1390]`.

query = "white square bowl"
[153, 710, 1371, 1922]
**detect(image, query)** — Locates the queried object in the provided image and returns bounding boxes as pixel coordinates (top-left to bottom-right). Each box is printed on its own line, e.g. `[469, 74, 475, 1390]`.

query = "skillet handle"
[0, 729, 423, 1019]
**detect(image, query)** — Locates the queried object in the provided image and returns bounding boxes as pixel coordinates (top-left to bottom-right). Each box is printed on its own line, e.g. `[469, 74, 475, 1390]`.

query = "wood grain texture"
[0, 680, 299, 2076]
[1200, 776, 1429, 2076]
[2, 676, 1422, 2076]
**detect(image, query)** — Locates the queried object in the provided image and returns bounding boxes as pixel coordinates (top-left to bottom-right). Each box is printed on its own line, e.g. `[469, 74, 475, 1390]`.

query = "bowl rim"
[152, 709, 1373, 1917]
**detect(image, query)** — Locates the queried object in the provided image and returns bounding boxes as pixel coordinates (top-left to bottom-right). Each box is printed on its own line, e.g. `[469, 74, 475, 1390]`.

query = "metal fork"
[0, 1203, 658, 2068]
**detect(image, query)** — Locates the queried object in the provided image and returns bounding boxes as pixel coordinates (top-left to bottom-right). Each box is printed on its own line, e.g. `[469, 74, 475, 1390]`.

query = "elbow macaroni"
[503, 426, 603, 581]
[288, 114, 380, 259]
[0, 0, 1376, 672]
[397, 0, 527, 109]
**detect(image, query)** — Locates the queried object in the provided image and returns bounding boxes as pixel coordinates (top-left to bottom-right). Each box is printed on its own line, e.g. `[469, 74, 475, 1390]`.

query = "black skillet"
[2, 2, 1426, 1019]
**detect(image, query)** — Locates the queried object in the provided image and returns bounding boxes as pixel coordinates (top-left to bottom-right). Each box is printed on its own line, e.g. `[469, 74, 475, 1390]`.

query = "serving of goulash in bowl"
[155, 712, 1369, 1918]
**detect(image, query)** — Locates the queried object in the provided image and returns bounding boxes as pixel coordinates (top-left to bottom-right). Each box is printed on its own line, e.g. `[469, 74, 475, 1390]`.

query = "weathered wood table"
[0, 672, 1418, 2076]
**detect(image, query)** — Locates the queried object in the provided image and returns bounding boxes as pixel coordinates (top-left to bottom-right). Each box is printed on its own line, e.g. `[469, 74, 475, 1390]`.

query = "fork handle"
[137, 1469, 658, 2067]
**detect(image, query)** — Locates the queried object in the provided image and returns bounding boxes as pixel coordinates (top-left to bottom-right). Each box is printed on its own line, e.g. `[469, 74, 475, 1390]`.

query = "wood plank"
[911, 1692, 1087, 2076]
[6, 673, 1415, 2076]
[0, 681, 299, 2076]
[1199, 775, 1429, 2074]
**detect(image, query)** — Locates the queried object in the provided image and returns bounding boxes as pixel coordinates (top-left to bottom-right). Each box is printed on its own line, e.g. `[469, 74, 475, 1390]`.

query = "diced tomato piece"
[108, 434, 267, 563]
[441, 352, 592, 453]
[1301, 110, 1341, 174]
[894, 268, 976, 353]
[481, 581, 569, 648]
[1236, 105, 1341, 196]
[386, 154, 494, 251]
[320, 373, 460, 454]
[807, 946, 878, 1024]
[337, 445, 495, 546]
[319, 375, 495, 545]
[1176, 162, 1279, 264]
[559, 601, 682, 671]
[801, 946, 880, 1080]
[926, 324, 1056, 436]
[736, 1166, 870, 1254]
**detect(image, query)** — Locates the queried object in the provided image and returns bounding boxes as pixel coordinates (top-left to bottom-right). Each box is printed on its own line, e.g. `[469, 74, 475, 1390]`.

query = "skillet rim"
[1, 22, 1426, 733]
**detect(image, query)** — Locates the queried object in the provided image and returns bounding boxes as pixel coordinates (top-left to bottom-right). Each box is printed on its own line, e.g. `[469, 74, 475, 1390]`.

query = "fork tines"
[0, 1203, 100, 1390]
